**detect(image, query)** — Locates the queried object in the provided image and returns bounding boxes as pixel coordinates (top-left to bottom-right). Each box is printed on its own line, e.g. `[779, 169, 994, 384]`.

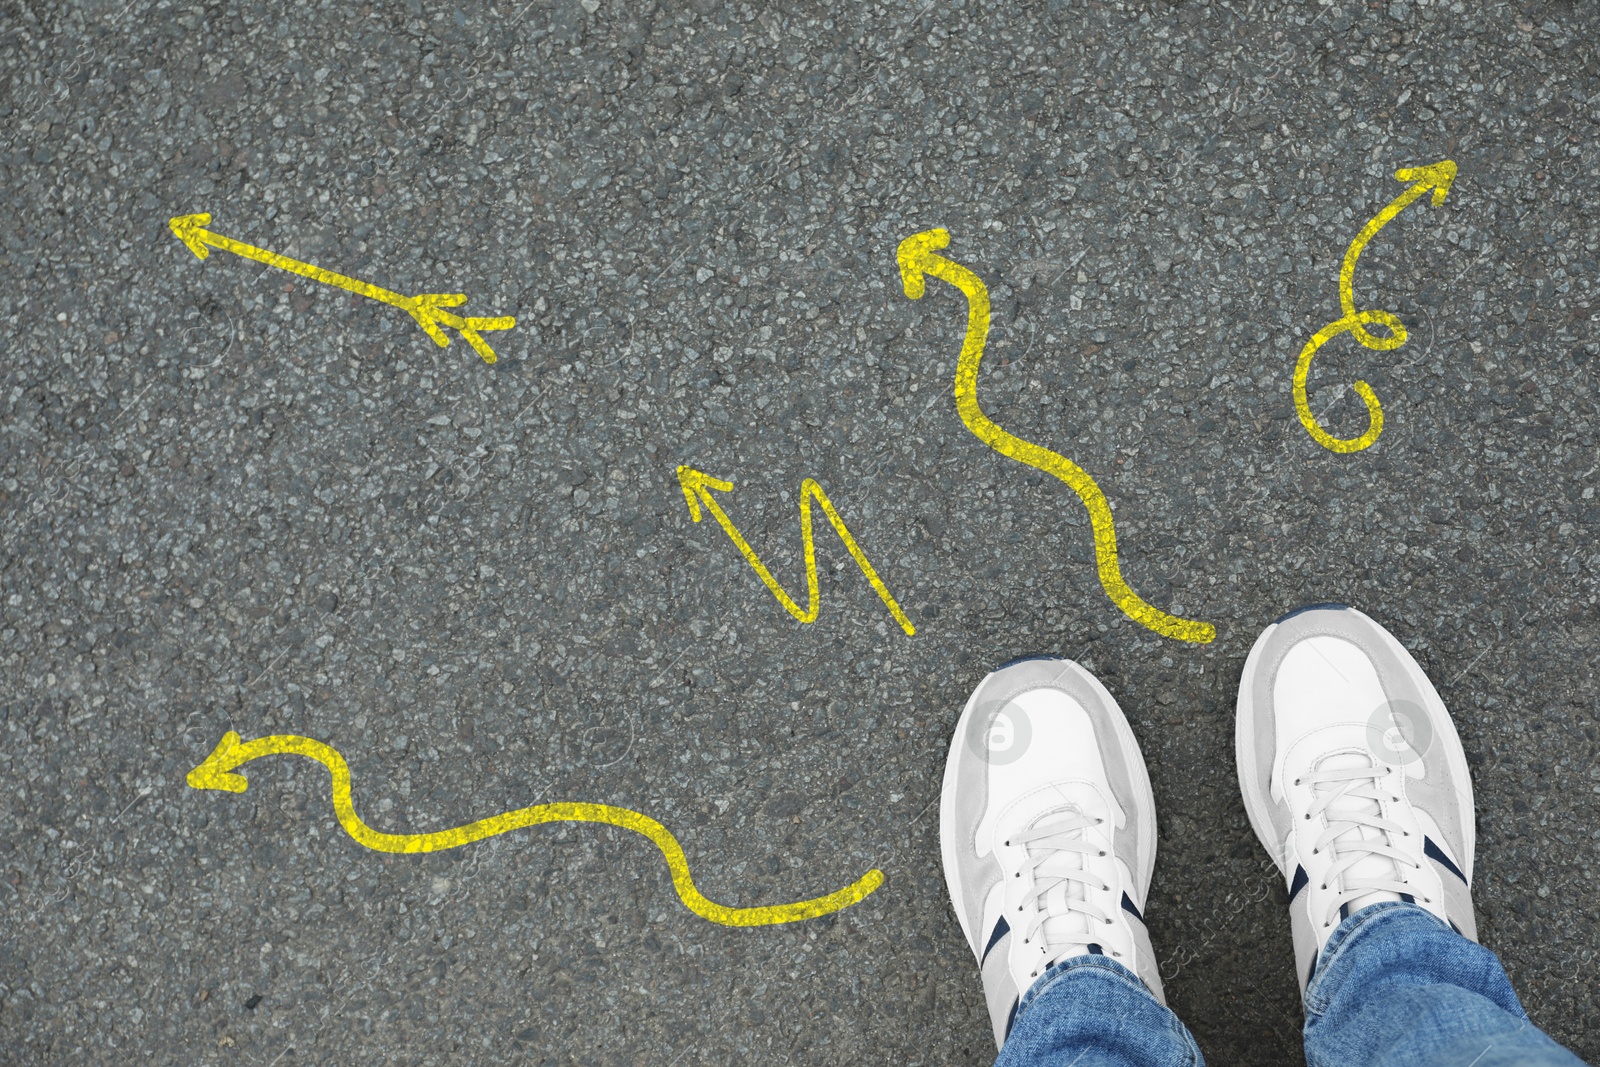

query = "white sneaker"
[940, 656, 1164, 1049]
[1236, 604, 1479, 993]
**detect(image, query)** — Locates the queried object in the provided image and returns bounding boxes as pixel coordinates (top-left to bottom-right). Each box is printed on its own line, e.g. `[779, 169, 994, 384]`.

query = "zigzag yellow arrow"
[678, 466, 915, 636]
[897, 228, 1214, 645]
[1294, 161, 1457, 453]
[187, 731, 884, 927]
[168, 213, 516, 365]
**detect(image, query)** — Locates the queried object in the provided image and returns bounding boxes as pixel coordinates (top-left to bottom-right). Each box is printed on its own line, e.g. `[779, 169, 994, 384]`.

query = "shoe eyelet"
[1293, 778, 1301, 786]
[1104, 917, 1113, 925]
[1304, 814, 1311, 820]
[1098, 851, 1106, 857]
[1112, 951, 1122, 958]
[1311, 848, 1319, 855]
[1320, 884, 1328, 890]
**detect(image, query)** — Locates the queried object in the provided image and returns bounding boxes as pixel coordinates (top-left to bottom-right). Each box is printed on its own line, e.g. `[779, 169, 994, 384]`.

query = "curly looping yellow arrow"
[168, 213, 516, 364]
[1294, 161, 1456, 453]
[897, 228, 1214, 645]
[677, 466, 915, 636]
[187, 732, 883, 927]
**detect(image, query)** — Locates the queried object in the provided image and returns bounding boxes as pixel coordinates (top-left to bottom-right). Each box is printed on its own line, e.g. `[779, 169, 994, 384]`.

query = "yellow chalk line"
[188, 732, 884, 927]
[168, 212, 516, 364]
[898, 229, 1214, 645]
[1294, 162, 1456, 453]
[680, 468, 916, 636]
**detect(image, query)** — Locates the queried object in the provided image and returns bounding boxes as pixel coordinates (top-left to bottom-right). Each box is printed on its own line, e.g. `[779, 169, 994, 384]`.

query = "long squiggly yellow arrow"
[168, 213, 516, 365]
[1294, 161, 1456, 453]
[187, 731, 884, 926]
[677, 466, 915, 636]
[896, 229, 1214, 645]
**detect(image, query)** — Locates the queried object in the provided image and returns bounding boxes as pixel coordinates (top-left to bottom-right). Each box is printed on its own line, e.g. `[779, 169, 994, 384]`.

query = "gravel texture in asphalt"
[2, 0, 1598, 1063]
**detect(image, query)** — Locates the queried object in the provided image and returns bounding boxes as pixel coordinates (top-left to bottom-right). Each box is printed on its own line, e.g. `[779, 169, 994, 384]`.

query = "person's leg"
[1304, 901, 1586, 1067]
[994, 955, 1202, 1067]
[1236, 604, 1589, 1067]
[941, 656, 1204, 1067]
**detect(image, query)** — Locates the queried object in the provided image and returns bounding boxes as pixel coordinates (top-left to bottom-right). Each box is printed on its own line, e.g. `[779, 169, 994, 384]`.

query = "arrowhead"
[676, 466, 733, 522]
[187, 731, 251, 793]
[402, 293, 469, 348]
[896, 228, 952, 299]
[169, 213, 214, 260]
[1395, 160, 1456, 206]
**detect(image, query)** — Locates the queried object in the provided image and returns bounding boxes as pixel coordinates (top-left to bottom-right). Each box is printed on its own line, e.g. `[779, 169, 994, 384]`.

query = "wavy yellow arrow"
[1294, 161, 1456, 453]
[678, 466, 915, 636]
[168, 213, 516, 365]
[187, 731, 883, 927]
[896, 228, 1214, 645]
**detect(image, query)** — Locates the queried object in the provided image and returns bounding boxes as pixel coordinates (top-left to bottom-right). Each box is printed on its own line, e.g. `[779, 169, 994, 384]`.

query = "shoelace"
[1300, 757, 1428, 929]
[1007, 809, 1117, 976]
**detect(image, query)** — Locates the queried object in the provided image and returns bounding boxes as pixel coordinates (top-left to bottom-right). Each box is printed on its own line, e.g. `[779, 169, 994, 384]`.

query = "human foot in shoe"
[940, 656, 1164, 1049]
[1236, 604, 1478, 992]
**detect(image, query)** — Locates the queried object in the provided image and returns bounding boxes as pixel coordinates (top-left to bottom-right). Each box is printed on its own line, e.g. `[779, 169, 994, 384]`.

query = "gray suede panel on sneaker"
[948, 658, 1154, 945]
[980, 930, 1020, 1048]
[1125, 909, 1165, 1004]
[950, 729, 1004, 950]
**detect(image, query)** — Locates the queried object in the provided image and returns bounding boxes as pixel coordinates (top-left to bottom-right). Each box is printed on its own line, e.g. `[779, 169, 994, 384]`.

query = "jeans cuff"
[1306, 901, 1450, 1014]
[1015, 953, 1155, 1025]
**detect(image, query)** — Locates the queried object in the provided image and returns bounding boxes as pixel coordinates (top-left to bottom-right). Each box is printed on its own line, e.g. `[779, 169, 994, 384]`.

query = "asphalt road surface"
[3, 1, 1598, 1063]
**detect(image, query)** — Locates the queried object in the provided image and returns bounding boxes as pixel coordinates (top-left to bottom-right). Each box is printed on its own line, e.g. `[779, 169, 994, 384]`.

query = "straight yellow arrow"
[1294, 161, 1457, 453]
[187, 731, 884, 927]
[677, 466, 916, 636]
[897, 228, 1214, 645]
[168, 213, 516, 365]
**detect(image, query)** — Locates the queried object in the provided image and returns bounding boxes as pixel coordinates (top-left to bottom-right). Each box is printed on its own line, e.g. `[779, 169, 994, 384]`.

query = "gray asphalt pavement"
[3, 0, 1598, 1063]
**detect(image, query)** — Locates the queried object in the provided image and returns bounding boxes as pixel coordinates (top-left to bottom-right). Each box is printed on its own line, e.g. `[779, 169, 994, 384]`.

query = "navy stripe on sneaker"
[981, 915, 1010, 964]
[1273, 602, 1350, 625]
[1120, 892, 1143, 922]
[1288, 864, 1309, 902]
[1423, 836, 1468, 884]
[1004, 997, 1019, 1040]
[1087, 943, 1103, 955]
[994, 654, 1064, 670]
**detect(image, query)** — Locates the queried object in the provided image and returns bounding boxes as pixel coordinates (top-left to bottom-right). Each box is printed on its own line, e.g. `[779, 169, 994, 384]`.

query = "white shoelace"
[1009, 809, 1117, 976]
[1301, 755, 1428, 929]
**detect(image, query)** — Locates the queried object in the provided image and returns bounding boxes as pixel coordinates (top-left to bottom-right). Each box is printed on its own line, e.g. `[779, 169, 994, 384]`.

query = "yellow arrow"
[896, 228, 1214, 645]
[187, 731, 884, 927]
[1294, 161, 1457, 453]
[677, 466, 916, 637]
[168, 213, 516, 365]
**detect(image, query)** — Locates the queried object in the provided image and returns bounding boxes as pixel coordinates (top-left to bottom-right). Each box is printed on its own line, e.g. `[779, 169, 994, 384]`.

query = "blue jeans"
[995, 903, 1588, 1067]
